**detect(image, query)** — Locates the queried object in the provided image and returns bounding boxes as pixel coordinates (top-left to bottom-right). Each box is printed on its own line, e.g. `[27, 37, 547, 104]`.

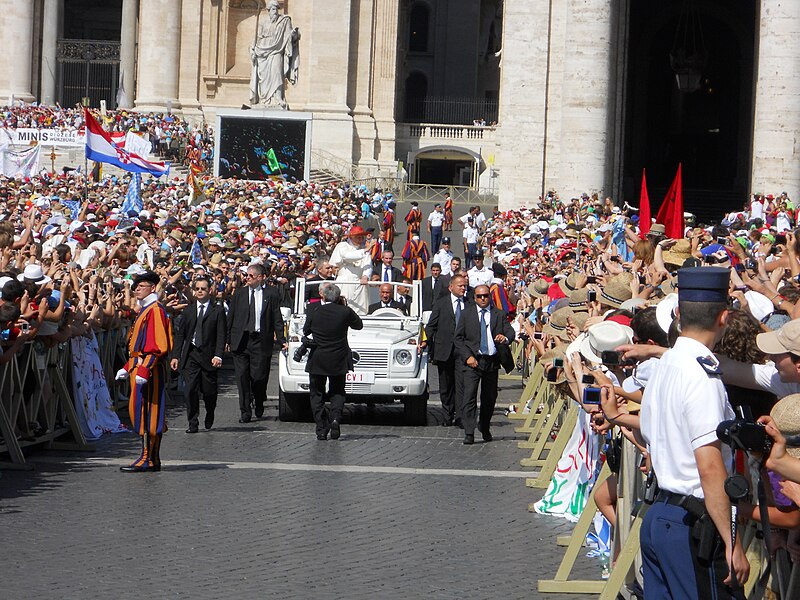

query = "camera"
[583, 386, 602, 405]
[586, 276, 597, 284]
[716, 419, 772, 453]
[533, 331, 543, 340]
[293, 335, 316, 362]
[553, 357, 564, 368]
[601, 350, 621, 365]
[745, 258, 757, 270]
[588, 290, 597, 303]
[716, 236, 727, 246]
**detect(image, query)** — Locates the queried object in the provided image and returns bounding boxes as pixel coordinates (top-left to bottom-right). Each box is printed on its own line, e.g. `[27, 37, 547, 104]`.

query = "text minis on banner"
[2, 128, 84, 146]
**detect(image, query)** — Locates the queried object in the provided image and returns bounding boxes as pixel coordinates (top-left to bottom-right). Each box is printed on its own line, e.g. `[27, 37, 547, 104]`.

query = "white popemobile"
[278, 279, 430, 424]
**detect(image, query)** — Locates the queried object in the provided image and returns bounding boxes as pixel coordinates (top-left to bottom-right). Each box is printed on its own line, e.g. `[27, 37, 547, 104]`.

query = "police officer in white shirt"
[432, 237, 454, 275]
[639, 267, 749, 598]
[467, 253, 493, 290]
[427, 204, 446, 254]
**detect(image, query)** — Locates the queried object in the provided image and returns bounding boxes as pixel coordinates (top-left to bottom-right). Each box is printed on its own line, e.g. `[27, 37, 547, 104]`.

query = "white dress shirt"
[476, 305, 496, 356]
[250, 285, 263, 332]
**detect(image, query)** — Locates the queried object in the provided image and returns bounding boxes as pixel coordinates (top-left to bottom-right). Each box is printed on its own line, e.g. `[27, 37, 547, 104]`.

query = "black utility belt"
[656, 490, 706, 518]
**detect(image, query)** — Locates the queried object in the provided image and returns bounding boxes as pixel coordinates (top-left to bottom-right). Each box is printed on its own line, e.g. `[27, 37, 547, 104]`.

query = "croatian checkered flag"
[121, 172, 142, 216]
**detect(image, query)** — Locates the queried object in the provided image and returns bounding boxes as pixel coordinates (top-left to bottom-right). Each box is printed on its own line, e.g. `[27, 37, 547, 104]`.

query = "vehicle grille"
[345, 382, 372, 394]
[351, 347, 389, 374]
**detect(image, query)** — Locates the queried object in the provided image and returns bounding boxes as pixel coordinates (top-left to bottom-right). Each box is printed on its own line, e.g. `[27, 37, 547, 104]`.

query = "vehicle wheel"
[403, 395, 428, 426]
[278, 389, 312, 422]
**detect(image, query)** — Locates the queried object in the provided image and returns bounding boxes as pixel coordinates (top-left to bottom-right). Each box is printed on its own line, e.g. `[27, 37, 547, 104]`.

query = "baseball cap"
[756, 319, 800, 355]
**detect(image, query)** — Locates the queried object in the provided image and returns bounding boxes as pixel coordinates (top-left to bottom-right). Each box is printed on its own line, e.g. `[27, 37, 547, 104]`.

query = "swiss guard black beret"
[132, 271, 160, 290]
[677, 267, 729, 303]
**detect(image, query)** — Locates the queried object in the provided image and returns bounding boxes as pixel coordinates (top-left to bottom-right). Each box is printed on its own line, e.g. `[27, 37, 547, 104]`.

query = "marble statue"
[249, 0, 300, 109]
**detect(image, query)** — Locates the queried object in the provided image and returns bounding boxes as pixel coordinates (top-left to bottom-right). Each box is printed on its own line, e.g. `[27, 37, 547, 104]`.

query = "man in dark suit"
[396, 277, 413, 315]
[304, 260, 335, 303]
[421, 262, 447, 312]
[454, 284, 515, 444]
[375, 250, 403, 282]
[170, 275, 227, 433]
[304, 282, 364, 440]
[425, 273, 468, 426]
[226, 263, 286, 423]
[368, 282, 405, 314]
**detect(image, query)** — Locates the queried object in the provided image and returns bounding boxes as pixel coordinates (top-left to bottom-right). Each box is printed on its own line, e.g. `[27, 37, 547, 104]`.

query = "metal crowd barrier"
[0, 341, 92, 469]
[516, 368, 786, 598]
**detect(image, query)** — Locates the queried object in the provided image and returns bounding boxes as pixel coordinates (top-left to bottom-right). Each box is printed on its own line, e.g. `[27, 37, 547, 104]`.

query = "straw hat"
[770, 394, 800, 458]
[648, 223, 666, 236]
[539, 348, 567, 384]
[599, 277, 633, 309]
[527, 279, 550, 299]
[558, 272, 582, 296]
[662, 239, 693, 266]
[568, 287, 590, 312]
[543, 307, 577, 341]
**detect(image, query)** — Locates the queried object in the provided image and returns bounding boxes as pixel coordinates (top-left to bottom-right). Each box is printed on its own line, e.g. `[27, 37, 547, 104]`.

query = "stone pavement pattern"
[0, 369, 600, 599]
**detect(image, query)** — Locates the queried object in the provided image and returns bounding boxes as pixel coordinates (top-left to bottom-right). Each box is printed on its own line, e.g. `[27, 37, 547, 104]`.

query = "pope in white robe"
[329, 225, 374, 315]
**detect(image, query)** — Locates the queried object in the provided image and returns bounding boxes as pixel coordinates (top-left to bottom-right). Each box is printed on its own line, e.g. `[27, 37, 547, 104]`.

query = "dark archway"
[404, 71, 428, 122]
[623, 0, 756, 221]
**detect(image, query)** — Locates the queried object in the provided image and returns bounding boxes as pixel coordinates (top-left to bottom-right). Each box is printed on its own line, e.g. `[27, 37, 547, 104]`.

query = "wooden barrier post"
[538, 462, 612, 594]
[526, 400, 578, 487]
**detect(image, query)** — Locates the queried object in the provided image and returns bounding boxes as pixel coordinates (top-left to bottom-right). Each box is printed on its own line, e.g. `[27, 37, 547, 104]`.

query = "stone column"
[135, 0, 182, 110]
[751, 0, 800, 196]
[558, 0, 614, 199]
[0, 0, 35, 102]
[40, 0, 61, 105]
[118, 0, 138, 108]
[372, 0, 400, 174]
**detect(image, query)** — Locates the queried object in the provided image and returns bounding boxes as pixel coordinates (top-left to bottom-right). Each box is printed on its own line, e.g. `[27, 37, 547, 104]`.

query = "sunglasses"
[475, 294, 490, 299]
[194, 287, 209, 291]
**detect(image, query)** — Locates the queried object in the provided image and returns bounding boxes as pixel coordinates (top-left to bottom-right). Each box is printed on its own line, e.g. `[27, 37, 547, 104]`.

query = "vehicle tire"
[403, 395, 428, 426]
[278, 389, 312, 422]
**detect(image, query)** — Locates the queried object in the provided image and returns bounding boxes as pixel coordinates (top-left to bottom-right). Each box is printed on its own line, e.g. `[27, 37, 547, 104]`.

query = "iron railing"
[403, 96, 498, 126]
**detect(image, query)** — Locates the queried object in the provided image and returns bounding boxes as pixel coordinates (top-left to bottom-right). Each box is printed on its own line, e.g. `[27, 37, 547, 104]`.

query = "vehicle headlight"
[395, 349, 413, 365]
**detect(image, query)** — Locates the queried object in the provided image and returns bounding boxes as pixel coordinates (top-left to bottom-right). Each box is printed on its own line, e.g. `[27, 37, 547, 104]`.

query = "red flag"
[656, 163, 684, 239]
[639, 168, 651, 237]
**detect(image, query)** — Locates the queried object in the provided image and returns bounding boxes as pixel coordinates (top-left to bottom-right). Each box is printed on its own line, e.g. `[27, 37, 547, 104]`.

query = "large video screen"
[216, 115, 310, 182]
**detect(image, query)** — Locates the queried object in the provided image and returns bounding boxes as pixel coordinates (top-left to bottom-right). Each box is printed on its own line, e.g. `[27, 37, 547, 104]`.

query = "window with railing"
[402, 96, 499, 125]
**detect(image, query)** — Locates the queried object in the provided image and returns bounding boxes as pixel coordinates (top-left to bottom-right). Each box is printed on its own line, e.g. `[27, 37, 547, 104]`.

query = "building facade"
[1, 0, 798, 216]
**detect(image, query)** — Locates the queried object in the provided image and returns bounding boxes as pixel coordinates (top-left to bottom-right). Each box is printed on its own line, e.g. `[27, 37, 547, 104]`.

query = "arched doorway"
[413, 147, 482, 187]
[623, 0, 756, 220]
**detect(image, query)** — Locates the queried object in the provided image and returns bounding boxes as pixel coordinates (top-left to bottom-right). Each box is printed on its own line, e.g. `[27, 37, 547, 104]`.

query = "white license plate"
[346, 371, 375, 384]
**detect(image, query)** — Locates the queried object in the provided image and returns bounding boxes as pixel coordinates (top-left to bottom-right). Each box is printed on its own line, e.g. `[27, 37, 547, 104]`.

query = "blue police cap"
[677, 267, 729, 303]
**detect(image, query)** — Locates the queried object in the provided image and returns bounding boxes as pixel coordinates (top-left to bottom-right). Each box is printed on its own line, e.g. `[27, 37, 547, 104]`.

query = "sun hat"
[756, 319, 800, 356]
[770, 394, 800, 458]
[17, 264, 51, 284]
[578, 321, 634, 364]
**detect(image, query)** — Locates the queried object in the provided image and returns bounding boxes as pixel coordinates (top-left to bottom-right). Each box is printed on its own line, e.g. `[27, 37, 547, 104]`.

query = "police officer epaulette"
[697, 355, 723, 376]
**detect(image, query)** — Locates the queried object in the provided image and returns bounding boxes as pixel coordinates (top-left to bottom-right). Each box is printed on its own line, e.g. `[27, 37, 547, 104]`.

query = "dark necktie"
[432, 278, 437, 290]
[194, 304, 205, 346]
[479, 309, 489, 354]
[455, 298, 462, 325]
[247, 288, 256, 331]
[384, 267, 390, 282]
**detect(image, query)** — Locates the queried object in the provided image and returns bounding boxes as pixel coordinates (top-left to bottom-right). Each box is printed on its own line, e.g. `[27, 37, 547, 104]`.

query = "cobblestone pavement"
[0, 366, 602, 600]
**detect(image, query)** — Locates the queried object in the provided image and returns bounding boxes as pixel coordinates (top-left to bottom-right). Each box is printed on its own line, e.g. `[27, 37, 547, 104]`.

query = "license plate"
[346, 371, 375, 384]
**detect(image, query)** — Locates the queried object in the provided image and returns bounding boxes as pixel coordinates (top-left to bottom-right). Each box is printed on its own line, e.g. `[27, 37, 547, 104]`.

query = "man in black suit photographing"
[455, 284, 515, 444]
[304, 282, 363, 440]
[227, 263, 286, 423]
[170, 275, 227, 433]
[425, 273, 468, 426]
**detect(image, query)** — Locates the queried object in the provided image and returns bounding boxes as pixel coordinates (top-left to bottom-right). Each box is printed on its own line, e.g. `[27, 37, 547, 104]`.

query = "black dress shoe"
[120, 464, 158, 473]
[330, 420, 341, 440]
[204, 417, 214, 430]
[463, 434, 475, 445]
[454, 419, 464, 429]
[317, 433, 328, 441]
[185, 426, 198, 434]
[254, 405, 265, 418]
[442, 416, 454, 427]
[481, 429, 493, 442]
[238, 416, 251, 424]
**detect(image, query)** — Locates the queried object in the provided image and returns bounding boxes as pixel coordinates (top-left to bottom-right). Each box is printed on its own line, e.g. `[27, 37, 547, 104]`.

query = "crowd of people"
[1, 102, 214, 168]
[4, 102, 800, 596]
